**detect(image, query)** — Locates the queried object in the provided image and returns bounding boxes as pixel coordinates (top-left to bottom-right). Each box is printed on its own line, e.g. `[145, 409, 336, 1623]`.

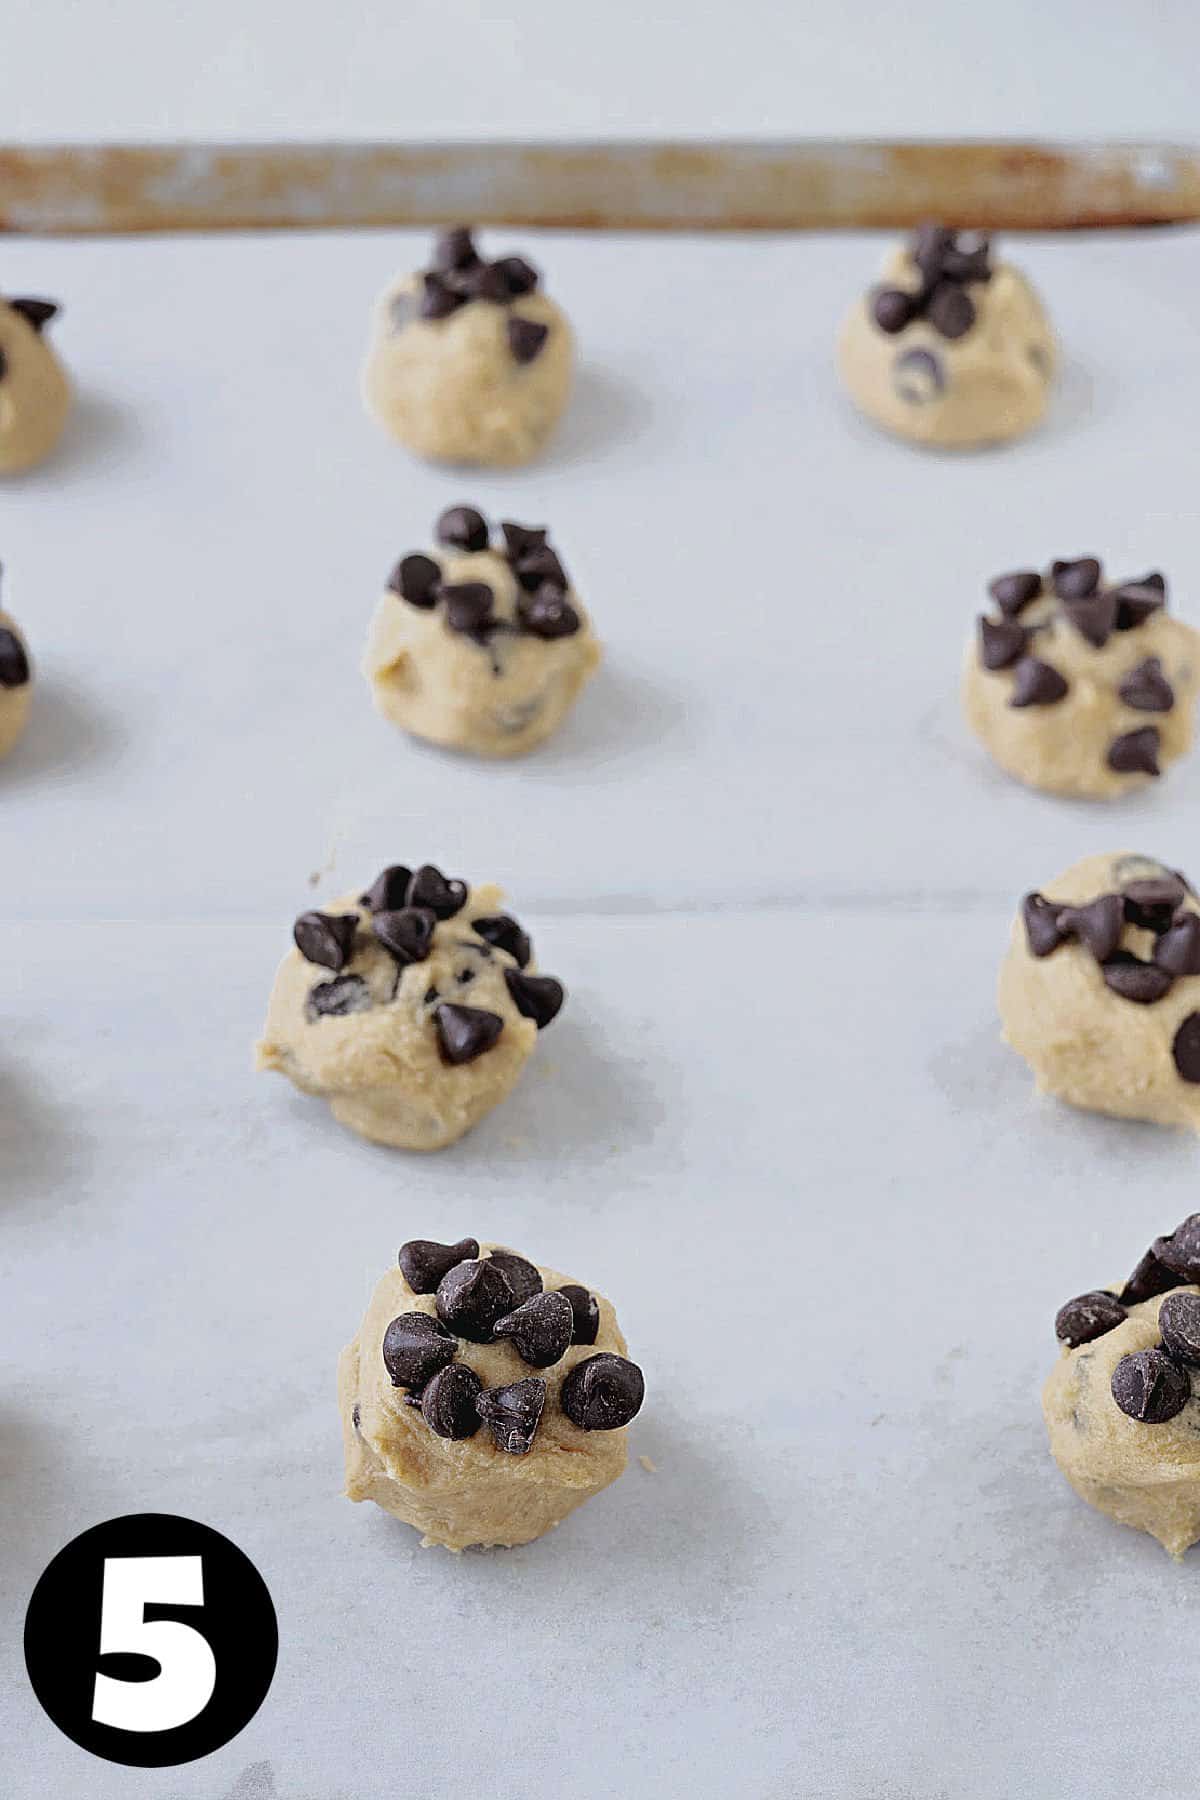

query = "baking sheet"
[2, 227, 1199, 1800]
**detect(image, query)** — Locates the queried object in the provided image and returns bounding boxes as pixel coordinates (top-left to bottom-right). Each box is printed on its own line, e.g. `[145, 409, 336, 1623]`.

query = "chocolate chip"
[925, 282, 975, 339]
[871, 287, 917, 333]
[1060, 589, 1118, 649]
[1121, 1248, 1183, 1306]
[1175, 1014, 1200, 1083]
[436, 1257, 515, 1341]
[351, 1402, 361, 1430]
[513, 544, 569, 592]
[1101, 952, 1173, 1005]
[1009, 657, 1069, 708]
[471, 913, 532, 969]
[420, 1363, 483, 1439]
[381, 1312, 457, 1390]
[389, 553, 441, 608]
[1111, 1348, 1191, 1423]
[1022, 891, 1065, 958]
[1118, 657, 1174, 713]
[486, 1251, 543, 1304]
[435, 506, 489, 553]
[500, 521, 547, 561]
[398, 1236, 480, 1293]
[892, 348, 944, 403]
[560, 1353, 645, 1431]
[9, 297, 58, 332]
[475, 1377, 546, 1454]
[293, 910, 358, 972]
[1051, 557, 1101, 600]
[1122, 875, 1187, 930]
[419, 272, 463, 320]
[1055, 1290, 1126, 1348]
[492, 255, 540, 297]
[407, 864, 467, 919]
[507, 317, 550, 364]
[912, 223, 954, 275]
[1154, 914, 1200, 976]
[492, 1290, 574, 1368]
[1157, 1217, 1200, 1281]
[519, 585, 581, 640]
[978, 617, 1028, 670]
[440, 581, 495, 633]
[456, 260, 513, 303]
[0, 627, 30, 688]
[1057, 894, 1124, 963]
[1159, 1293, 1200, 1366]
[1106, 727, 1160, 776]
[988, 570, 1042, 617]
[435, 1002, 504, 1065]
[1112, 576, 1166, 631]
[504, 968, 565, 1029]
[433, 226, 479, 272]
[558, 1284, 600, 1346]
[372, 906, 436, 966]
[360, 865, 413, 912]
[305, 974, 372, 1019]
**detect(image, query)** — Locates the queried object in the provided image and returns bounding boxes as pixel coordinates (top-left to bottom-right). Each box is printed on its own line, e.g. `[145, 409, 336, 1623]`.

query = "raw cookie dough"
[0, 294, 70, 473]
[963, 557, 1200, 797]
[255, 863, 565, 1149]
[340, 1234, 644, 1549]
[999, 851, 1200, 1130]
[0, 608, 32, 757]
[364, 503, 601, 757]
[1044, 1214, 1200, 1557]
[837, 225, 1055, 449]
[362, 227, 573, 467]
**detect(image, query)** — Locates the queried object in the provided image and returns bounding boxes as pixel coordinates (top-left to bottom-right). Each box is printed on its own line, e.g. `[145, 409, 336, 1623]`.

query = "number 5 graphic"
[93, 1557, 217, 1733]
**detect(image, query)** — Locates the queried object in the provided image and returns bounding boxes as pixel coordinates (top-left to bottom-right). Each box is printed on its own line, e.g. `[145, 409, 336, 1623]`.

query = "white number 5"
[92, 1556, 217, 1733]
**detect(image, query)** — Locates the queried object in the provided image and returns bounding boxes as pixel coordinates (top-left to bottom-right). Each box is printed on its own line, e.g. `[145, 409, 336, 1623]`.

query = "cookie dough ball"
[340, 1235, 644, 1549]
[837, 226, 1055, 449]
[255, 863, 565, 1149]
[964, 558, 1200, 797]
[1044, 1215, 1200, 1557]
[364, 504, 601, 757]
[0, 295, 70, 473]
[0, 610, 32, 757]
[362, 228, 573, 467]
[999, 852, 1200, 1130]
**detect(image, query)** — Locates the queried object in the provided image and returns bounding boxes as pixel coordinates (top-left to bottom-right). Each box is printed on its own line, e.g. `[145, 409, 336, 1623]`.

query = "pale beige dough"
[0, 610, 33, 757]
[1044, 1288, 1200, 1558]
[256, 872, 562, 1149]
[340, 1245, 635, 1549]
[963, 567, 1200, 797]
[999, 851, 1200, 1130]
[0, 298, 70, 473]
[838, 243, 1055, 449]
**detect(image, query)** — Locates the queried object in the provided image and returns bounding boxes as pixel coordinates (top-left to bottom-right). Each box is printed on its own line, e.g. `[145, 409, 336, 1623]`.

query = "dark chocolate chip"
[504, 968, 565, 1029]
[911, 223, 954, 274]
[351, 1402, 361, 1430]
[1156, 1216, 1200, 1281]
[513, 544, 569, 592]
[492, 255, 540, 297]
[454, 260, 512, 303]
[1009, 657, 1069, 708]
[1055, 1290, 1127, 1348]
[432, 226, 479, 272]
[381, 1311, 457, 1390]
[9, 297, 58, 332]
[988, 570, 1042, 617]
[435, 506, 489, 553]
[507, 316, 550, 364]
[1106, 727, 1160, 777]
[1057, 894, 1124, 964]
[471, 913, 532, 969]
[359, 865, 413, 913]
[486, 1250, 543, 1304]
[1118, 657, 1175, 714]
[560, 1353, 645, 1431]
[1122, 875, 1187, 931]
[436, 1257, 515, 1341]
[372, 906, 436, 966]
[1121, 1247, 1182, 1306]
[978, 616, 1028, 670]
[1112, 577, 1167, 631]
[475, 1377, 546, 1454]
[419, 272, 463, 320]
[440, 581, 495, 633]
[925, 281, 975, 339]
[1111, 1347, 1191, 1423]
[891, 347, 944, 402]
[1060, 589, 1118, 649]
[293, 910, 358, 972]
[558, 1283, 600, 1346]
[420, 1363, 483, 1439]
[519, 585, 581, 640]
[407, 864, 467, 919]
[398, 1236, 480, 1293]
[1154, 914, 1200, 977]
[389, 553, 441, 608]
[492, 1290, 574, 1368]
[1100, 952, 1173, 1005]
[871, 287, 917, 334]
[1159, 1293, 1200, 1366]
[435, 1002, 504, 1065]
[305, 974, 372, 1019]
[1022, 891, 1065, 958]
[500, 521, 548, 561]
[1051, 557, 1101, 600]
[0, 627, 30, 688]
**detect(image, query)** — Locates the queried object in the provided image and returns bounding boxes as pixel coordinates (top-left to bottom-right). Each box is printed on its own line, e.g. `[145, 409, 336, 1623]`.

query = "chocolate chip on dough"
[476, 1377, 547, 1454]
[1060, 589, 1118, 650]
[560, 1353, 645, 1431]
[389, 554, 442, 608]
[293, 910, 358, 971]
[407, 864, 467, 919]
[925, 282, 975, 339]
[1154, 914, 1200, 977]
[1055, 1291, 1127, 1348]
[381, 1312, 458, 1391]
[433, 227, 479, 272]
[872, 287, 917, 334]
[436, 1257, 515, 1341]
[492, 1291, 574, 1368]
[1158, 1293, 1200, 1367]
[421, 1363, 484, 1439]
[492, 255, 540, 298]
[988, 570, 1042, 617]
[1174, 1015, 1200, 1083]
[1118, 657, 1175, 714]
[420, 273, 462, 320]
[0, 628, 29, 687]
[504, 968, 565, 1029]
[10, 297, 59, 332]
[507, 317, 550, 364]
[434, 1002, 505, 1065]
[436, 506, 489, 553]
[1121, 875, 1185, 931]
[1100, 952, 1174, 1005]
[1022, 892, 1065, 958]
[373, 907, 437, 967]
[360, 865, 413, 913]
[1156, 1216, 1200, 1282]
[519, 586, 581, 640]
[1009, 657, 1069, 708]
[398, 1236, 481, 1293]
[500, 521, 548, 561]
[1056, 894, 1124, 963]
[978, 617, 1028, 670]
[305, 974, 372, 1019]
[558, 1283, 601, 1345]
[486, 1251, 543, 1305]
[440, 581, 495, 633]
[1121, 1247, 1184, 1306]
[1106, 727, 1161, 777]
[1051, 557, 1101, 600]
[1112, 576, 1166, 632]
[471, 913, 532, 969]
[1111, 1348, 1191, 1423]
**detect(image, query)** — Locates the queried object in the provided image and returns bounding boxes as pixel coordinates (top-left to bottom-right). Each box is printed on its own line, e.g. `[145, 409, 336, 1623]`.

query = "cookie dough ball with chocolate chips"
[999, 852, 1200, 1130]
[340, 1235, 644, 1549]
[0, 295, 70, 474]
[362, 228, 573, 467]
[837, 226, 1055, 449]
[364, 504, 601, 757]
[964, 558, 1200, 797]
[255, 863, 565, 1149]
[0, 605, 32, 757]
[1044, 1215, 1200, 1557]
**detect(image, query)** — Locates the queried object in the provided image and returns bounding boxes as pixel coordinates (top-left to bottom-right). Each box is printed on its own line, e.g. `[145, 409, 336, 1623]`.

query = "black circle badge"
[24, 1513, 278, 1767]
